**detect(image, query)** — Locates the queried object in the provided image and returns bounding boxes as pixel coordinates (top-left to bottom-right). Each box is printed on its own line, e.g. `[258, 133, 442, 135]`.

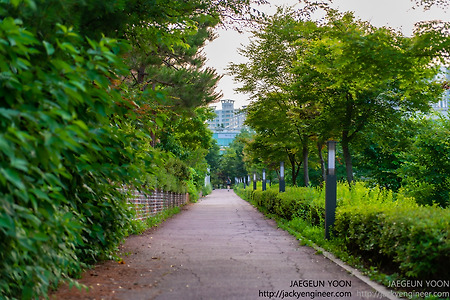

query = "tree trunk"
[342, 131, 354, 185]
[288, 153, 301, 187]
[302, 142, 309, 187]
[291, 167, 296, 187]
[342, 93, 355, 185]
[137, 64, 146, 85]
[289, 156, 297, 187]
[317, 141, 326, 184]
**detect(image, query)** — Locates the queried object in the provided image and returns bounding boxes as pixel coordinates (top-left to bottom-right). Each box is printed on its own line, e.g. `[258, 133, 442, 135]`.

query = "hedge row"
[249, 186, 325, 226]
[236, 183, 450, 280]
[335, 203, 450, 279]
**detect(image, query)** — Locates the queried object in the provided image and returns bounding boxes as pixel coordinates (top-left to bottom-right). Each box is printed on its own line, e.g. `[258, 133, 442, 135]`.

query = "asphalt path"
[108, 189, 390, 300]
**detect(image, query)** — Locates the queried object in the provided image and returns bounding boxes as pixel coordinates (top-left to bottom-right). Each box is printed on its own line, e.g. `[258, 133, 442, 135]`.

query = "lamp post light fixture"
[279, 161, 285, 193]
[253, 172, 257, 190]
[262, 168, 266, 191]
[327, 140, 336, 176]
[325, 140, 337, 240]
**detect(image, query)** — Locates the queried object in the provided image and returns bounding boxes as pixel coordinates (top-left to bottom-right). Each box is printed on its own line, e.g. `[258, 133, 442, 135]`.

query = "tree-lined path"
[52, 190, 391, 299]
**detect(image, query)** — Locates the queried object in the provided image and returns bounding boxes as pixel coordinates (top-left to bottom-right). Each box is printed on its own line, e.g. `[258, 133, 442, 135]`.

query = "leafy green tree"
[351, 117, 418, 190]
[244, 94, 306, 186]
[206, 140, 221, 186]
[291, 10, 446, 184]
[231, 6, 449, 187]
[229, 9, 322, 186]
[156, 107, 215, 196]
[217, 129, 252, 185]
[398, 116, 450, 207]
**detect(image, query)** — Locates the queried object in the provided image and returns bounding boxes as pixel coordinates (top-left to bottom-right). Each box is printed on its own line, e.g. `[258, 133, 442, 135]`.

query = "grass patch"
[129, 206, 181, 235]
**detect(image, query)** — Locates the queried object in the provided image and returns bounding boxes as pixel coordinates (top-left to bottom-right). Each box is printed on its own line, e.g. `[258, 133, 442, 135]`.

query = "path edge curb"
[308, 243, 400, 300]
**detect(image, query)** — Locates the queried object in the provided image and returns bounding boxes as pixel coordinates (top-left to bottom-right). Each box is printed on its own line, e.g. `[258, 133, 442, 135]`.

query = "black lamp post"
[325, 141, 337, 240]
[279, 161, 285, 193]
[253, 172, 257, 190]
[262, 168, 266, 191]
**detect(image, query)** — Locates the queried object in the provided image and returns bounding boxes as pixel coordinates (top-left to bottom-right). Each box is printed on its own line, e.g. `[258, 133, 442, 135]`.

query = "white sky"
[203, 0, 449, 108]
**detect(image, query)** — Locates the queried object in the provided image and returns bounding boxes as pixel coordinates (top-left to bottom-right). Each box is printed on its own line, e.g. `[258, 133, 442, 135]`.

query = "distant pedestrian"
[226, 178, 231, 191]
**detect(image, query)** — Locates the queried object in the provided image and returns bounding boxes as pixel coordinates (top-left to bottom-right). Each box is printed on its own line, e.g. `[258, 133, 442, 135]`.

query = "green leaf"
[51, 59, 73, 73]
[94, 101, 106, 116]
[0, 108, 20, 119]
[69, 80, 86, 92]
[31, 188, 51, 202]
[10, 0, 20, 7]
[33, 232, 49, 241]
[0, 213, 15, 232]
[21, 212, 41, 227]
[11, 157, 28, 172]
[155, 117, 164, 128]
[0, 135, 14, 157]
[43, 41, 55, 56]
[17, 237, 35, 252]
[0, 168, 25, 190]
[58, 42, 79, 54]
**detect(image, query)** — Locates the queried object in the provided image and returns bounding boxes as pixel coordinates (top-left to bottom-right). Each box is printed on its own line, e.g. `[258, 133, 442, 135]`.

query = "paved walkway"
[54, 189, 391, 299]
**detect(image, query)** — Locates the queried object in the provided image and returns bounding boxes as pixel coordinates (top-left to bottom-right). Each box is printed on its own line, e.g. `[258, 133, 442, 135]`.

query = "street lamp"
[325, 140, 337, 240]
[327, 140, 336, 175]
[279, 161, 285, 193]
[262, 168, 266, 191]
[253, 172, 257, 190]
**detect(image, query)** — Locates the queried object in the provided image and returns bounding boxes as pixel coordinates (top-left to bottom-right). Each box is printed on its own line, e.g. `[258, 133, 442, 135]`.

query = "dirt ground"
[49, 206, 191, 300]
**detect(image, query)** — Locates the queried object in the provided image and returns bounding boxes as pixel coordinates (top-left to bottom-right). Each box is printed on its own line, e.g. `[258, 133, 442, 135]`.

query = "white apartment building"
[208, 99, 246, 130]
[208, 99, 247, 148]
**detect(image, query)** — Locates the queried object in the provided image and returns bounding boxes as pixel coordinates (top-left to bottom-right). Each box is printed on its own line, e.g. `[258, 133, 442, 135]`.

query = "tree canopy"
[229, 5, 450, 190]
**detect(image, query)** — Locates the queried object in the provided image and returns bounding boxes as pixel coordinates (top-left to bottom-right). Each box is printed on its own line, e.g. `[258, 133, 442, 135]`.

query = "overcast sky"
[203, 0, 449, 108]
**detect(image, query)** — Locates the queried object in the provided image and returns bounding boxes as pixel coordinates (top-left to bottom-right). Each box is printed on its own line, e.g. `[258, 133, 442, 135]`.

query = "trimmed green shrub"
[335, 204, 450, 279]
[278, 187, 324, 225]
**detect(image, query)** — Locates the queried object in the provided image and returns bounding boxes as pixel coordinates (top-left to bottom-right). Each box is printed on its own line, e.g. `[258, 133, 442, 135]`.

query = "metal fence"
[122, 187, 189, 220]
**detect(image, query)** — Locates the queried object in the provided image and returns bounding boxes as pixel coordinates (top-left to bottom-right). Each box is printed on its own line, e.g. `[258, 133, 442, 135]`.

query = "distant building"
[208, 99, 247, 149]
[431, 67, 449, 116]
